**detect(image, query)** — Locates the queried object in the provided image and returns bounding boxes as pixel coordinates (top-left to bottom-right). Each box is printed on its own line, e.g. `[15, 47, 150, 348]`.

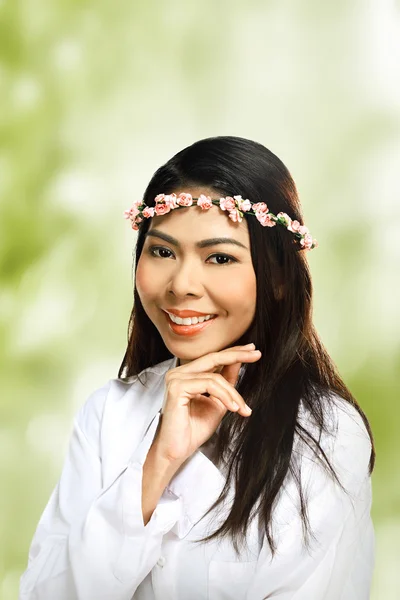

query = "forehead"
[147, 189, 250, 247]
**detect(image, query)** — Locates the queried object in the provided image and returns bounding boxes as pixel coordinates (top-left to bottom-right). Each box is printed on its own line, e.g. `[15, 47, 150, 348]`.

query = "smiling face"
[135, 187, 257, 365]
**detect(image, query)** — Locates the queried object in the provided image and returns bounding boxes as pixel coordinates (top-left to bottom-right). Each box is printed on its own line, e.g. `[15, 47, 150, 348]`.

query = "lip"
[163, 311, 218, 337]
[163, 308, 216, 318]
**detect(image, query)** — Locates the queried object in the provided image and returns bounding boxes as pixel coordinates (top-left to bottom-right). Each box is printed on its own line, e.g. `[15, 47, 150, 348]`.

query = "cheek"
[217, 269, 257, 315]
[135, 257, 156, 300]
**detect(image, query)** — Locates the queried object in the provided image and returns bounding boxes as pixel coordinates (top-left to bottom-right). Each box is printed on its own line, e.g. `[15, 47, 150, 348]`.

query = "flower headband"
[124, 192, 318, 250]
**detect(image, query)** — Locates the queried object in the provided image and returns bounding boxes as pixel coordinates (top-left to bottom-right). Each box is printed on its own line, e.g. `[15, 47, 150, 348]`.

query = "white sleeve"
[19, 381, 182, 600]
[246, 401, 374, 600]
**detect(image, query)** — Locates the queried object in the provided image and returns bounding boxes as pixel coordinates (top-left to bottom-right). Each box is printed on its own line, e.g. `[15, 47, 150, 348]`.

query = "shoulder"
[75, 357, 176, 444]
[297, 393, 373, 492]
[118, 356, 178, 385]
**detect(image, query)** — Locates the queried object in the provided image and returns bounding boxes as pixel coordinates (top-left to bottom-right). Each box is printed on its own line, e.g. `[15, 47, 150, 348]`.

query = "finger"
[219, 361, 242, 387]
[166, 373, 252, 416]
[193, 393, 227, 413]
[211, 344, 255, 374]
[174, 348, 261, 377]
[166, 377, 234, 414]
[167, 377, 246, 415]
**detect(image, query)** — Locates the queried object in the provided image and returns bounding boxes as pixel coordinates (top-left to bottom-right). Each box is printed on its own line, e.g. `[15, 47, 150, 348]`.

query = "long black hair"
[118, 135, 375, 556]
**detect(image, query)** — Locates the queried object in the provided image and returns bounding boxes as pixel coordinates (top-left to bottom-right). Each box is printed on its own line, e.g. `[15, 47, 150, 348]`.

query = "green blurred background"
[1, 1, 399, 598]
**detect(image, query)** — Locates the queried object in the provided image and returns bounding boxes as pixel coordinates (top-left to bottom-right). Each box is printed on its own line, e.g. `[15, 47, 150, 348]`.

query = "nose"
[167, 259, 204, 298]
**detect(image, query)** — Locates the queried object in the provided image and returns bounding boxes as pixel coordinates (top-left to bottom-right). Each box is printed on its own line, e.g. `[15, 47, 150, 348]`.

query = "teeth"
[167, 312, 215, 325]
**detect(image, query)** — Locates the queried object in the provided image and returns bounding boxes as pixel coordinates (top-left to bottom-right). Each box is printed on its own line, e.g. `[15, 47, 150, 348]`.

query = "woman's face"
[135, 187, 257, 365]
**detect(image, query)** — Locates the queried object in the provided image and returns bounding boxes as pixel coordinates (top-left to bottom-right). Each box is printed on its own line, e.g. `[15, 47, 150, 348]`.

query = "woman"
[19, 136, 375, 599]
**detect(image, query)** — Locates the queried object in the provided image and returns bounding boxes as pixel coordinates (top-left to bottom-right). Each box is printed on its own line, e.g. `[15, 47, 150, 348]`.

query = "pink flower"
[252, 202, 268, 213]
[124, 194, 318, 250]
[154, 203, 171, 216]
[234, 196, 252, 212]
[132, 215, 143, 230]
[256, 212, 276, 227]
[164, 193, 179, 209]
[277, 212, 292, 228]
[228, 209, 242, 223]
[287, 220, 309, 236]
[219, 196, 236, 211]
[287, 219, 301, 233]
[197, 194, 213, 210]
[300, 233, 313, 249]
[177, 193, 193, 206]
[124, 205, 140, 220]
[298, 225, 309, 235]
[142, 206, 155, 218]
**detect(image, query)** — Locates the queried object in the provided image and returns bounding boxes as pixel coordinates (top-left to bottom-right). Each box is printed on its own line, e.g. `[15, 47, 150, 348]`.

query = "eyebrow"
[145, 229, 248, 250]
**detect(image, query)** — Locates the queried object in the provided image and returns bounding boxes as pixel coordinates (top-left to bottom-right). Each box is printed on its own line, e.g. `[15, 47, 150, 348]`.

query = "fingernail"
[232, 401, 239, 410]
[244, 404, 252, 414]
[243, 343, 255, 349]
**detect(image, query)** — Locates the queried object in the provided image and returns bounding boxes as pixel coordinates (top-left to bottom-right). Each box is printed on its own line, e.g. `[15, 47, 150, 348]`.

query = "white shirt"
[19, 356, 375, 600]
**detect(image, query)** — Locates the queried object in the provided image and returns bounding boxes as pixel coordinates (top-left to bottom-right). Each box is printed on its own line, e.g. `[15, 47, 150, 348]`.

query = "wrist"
[148, 437, 186, 478]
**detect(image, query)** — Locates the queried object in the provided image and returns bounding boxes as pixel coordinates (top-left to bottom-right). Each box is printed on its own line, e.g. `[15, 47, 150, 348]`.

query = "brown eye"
[207, 254, 237, 265]
[148, 246, 174, 259]
[148, 247, 237, 265]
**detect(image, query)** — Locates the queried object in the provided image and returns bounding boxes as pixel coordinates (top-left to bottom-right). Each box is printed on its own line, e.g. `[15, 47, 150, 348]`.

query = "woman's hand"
[153, 344, 262, 463]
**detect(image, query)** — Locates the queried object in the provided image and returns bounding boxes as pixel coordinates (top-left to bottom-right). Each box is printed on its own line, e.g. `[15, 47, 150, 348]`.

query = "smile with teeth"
[166, 312, 216, 325]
